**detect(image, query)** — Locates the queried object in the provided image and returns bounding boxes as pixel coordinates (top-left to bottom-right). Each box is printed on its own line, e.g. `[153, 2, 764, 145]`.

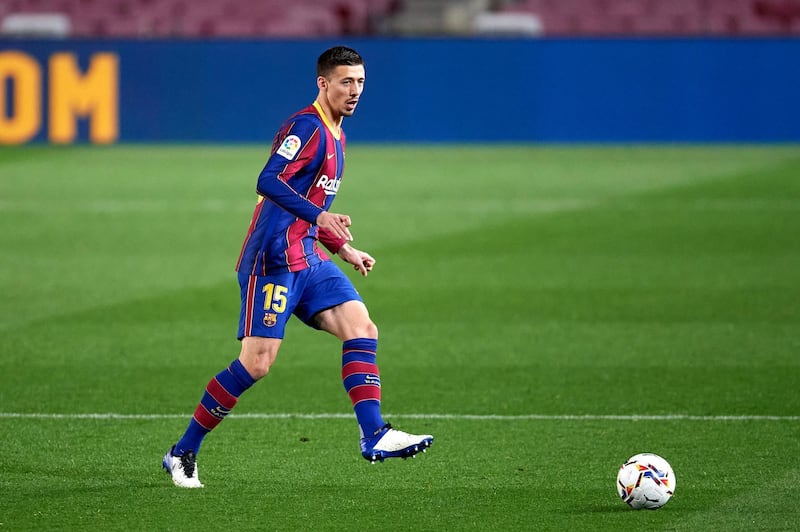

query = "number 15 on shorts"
[263, 283, 288, 313]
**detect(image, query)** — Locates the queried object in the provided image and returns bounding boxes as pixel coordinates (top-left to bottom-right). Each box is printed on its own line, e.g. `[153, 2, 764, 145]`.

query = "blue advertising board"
[1, 37, 798, 143]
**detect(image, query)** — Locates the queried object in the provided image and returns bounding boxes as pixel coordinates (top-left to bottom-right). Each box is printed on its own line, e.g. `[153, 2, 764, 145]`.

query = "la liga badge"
[277, 135, 302, 160]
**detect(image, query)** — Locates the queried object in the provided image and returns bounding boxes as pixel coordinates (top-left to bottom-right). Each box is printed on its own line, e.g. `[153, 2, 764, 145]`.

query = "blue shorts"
[237, 260, 362, 340]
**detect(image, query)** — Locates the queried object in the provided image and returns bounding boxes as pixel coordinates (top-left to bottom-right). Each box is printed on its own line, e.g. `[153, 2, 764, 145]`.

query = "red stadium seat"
[3, 0, 799, 37]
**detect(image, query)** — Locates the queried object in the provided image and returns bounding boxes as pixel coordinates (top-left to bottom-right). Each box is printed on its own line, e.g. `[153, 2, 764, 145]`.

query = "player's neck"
[313, 99, 343, 136]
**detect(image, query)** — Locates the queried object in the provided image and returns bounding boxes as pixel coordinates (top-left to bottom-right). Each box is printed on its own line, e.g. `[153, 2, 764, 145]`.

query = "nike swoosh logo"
[327, 153, 335, 159]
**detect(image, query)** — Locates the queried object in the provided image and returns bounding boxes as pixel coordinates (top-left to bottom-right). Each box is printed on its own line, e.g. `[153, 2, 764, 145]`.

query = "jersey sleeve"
[318, 227, 348, 254]
[256, 116, 325, 223]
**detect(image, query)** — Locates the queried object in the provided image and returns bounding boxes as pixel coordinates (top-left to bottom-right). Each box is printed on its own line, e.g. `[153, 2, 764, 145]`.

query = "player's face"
[321, 64, 365, 119]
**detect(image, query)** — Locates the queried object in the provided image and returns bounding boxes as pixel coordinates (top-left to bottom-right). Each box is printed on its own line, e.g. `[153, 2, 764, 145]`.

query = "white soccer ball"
[616, 453, 676, 510]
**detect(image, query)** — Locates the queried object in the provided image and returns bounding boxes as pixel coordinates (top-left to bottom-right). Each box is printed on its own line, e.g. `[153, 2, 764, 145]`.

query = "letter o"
[0, 51, 41, 144]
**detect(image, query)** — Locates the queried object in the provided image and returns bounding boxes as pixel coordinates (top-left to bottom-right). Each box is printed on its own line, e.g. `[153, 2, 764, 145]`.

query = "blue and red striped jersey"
[236, 102, 348, 275]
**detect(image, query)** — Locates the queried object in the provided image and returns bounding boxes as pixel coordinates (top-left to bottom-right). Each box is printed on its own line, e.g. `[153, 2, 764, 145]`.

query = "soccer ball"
[616, 453, 676, 510]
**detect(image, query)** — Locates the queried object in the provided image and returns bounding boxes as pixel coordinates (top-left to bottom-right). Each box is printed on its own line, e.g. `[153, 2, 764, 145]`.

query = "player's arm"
[258, 120, 352, 240]
[257, 171, 352, 240]
[319, 226, 350, 253]
[256, 117, 328, 223]
[257, 169, 352, 240]
[336, 243, 375, 277]
[256, 162, 324, 223]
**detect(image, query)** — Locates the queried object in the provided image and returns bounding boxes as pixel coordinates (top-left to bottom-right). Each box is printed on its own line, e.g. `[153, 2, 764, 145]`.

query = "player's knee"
[341, 318, 378, 341]
[363, 319, 378, 339]
[245, 357, 273, 380]
[239, 338, 280, 379]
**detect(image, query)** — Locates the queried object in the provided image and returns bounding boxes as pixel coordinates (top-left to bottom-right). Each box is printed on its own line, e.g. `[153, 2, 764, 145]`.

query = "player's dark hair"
[317, 46, 364, 78]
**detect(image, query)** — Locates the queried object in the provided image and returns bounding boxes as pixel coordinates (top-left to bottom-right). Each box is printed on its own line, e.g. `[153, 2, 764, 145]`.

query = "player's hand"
[317, 211, 353, 241]
[338, 244, 375, 277]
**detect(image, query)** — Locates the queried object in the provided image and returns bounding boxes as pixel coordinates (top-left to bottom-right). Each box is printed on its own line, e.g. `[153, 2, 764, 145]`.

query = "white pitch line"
[0, 412, 798, 421]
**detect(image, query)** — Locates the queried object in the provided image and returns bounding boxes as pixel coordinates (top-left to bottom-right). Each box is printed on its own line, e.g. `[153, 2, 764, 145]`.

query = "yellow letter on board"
[49, 53, 119, 144]
[0, 51, 42, 144]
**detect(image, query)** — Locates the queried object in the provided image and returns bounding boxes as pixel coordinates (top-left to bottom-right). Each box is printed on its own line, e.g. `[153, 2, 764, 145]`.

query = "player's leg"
[238, 336, 281, 379]
[315, 300, 433, 462]
[171, 337, 279, 460]
[163, 272, 294, 488]
[163, 355, 257, 488]
[298, 262, 434, 462]
[315, 299, 385, 436]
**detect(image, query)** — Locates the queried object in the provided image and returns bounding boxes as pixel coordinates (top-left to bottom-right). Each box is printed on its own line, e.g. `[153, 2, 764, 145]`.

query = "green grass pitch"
[1, 144, 799, 530]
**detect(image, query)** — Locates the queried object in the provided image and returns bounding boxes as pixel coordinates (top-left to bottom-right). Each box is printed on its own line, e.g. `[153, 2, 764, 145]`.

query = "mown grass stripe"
[1, 412, 797, 421]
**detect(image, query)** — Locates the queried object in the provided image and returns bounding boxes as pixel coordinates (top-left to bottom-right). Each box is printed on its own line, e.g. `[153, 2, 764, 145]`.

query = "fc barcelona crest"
[263, 312, 277, 327]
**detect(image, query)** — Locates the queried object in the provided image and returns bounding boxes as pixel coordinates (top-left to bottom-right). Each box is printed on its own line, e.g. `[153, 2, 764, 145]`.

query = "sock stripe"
[192, 404, 219, 430]
[344, 374, 380, 391]
[348, 384, 382, 405]
[206, 377, 239, 409]
[342, 361, 380, 380]
[342, 348, 377, 358]
[343, 338, 377, 350]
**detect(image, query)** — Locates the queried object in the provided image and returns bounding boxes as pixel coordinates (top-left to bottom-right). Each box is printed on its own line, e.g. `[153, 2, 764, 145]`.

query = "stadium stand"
[1, 0, 799, 37]
[0, 0, 399, 37]
[498, 0, 800, 36]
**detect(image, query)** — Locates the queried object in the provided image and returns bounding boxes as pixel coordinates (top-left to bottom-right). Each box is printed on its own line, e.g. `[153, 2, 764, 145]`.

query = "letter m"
[49, 53, 118, 144]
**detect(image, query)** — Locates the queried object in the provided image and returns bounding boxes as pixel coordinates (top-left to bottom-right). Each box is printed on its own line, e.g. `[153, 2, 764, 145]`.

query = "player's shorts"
[237, 260, 362, 340]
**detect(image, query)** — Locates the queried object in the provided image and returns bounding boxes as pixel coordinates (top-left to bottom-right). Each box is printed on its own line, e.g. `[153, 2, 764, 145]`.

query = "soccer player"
[162, 46, 433, 488]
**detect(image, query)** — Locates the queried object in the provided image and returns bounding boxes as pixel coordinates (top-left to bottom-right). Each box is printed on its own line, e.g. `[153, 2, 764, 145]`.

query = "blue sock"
[341, 338, 385, 438]
[174, 358, 255, 456]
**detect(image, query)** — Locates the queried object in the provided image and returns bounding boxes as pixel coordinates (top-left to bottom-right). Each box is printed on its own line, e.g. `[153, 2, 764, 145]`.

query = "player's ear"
[317, 76, 327, 91]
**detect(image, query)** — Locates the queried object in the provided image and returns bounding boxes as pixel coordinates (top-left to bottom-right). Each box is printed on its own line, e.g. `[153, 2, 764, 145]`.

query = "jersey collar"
[313, 100, 341, 140]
